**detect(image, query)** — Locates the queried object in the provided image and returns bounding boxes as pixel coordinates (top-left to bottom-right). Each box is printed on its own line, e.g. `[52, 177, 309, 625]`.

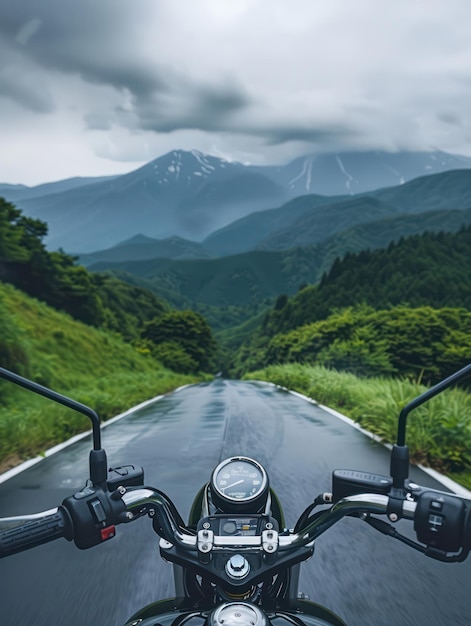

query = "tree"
[274, 294, 288, 310]
[142, 310, 217, 372]
[0, 198, 168, 336]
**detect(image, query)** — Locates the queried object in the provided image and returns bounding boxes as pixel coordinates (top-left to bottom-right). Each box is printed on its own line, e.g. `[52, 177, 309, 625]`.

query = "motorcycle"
[0, 365, 470, 626]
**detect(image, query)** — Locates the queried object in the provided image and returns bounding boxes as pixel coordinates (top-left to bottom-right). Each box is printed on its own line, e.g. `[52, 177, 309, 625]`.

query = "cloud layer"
[1, 0, 471, 184]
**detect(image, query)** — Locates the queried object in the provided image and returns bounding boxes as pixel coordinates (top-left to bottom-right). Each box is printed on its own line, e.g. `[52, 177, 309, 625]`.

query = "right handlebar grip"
[0, 507, 73, 558]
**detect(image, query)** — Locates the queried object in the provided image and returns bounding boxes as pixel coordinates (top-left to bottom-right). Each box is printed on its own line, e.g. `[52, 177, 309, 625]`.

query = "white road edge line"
[0, 384, 192, 486]
[268, 382, 471, 499]
[3, 380, 470, 499]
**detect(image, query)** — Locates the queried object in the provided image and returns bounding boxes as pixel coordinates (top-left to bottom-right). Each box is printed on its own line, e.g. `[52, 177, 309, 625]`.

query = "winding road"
[0, 379, 470, 625]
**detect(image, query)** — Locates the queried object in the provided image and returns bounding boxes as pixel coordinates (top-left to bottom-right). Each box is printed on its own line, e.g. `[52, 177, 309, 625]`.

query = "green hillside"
[0, 281, 202, 471]
[260, 226, 471, 337]
[203, 169, 471, 255]
[86, 205, 471, 336]
[0, 199, 215, 470]
[254, 305, 471, 381]
[90, 247, 323, 308]
[233, 227, 471, 382]
[0, 198, 169, 340]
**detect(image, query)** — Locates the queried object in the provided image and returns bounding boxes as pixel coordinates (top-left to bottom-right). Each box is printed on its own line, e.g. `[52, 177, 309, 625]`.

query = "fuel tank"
[123, 598, 345, 626]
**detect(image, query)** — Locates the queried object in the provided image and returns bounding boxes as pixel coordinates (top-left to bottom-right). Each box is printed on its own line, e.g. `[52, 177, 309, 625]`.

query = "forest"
[231, 227, 471, 381]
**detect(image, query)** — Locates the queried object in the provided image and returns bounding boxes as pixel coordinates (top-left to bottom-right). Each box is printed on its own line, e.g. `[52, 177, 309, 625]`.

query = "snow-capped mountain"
[261, 150, 471, 196]
[3, 149, 471, 253]
[9, 149, 286, 252]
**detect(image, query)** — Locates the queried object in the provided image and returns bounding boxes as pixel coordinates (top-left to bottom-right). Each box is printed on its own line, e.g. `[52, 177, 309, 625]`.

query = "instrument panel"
[210, 457, 269, 512]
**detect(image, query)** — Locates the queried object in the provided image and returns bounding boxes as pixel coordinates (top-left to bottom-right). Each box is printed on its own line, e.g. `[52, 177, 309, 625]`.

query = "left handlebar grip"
[0, 507, 73, 558]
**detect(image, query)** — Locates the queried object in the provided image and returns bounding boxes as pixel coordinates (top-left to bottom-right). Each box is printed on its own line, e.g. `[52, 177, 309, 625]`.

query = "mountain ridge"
[78, 234, 212, 266]
[85, 205, 471, 319]
[206, 168, 471, 254]
[3, 149, 471, 253]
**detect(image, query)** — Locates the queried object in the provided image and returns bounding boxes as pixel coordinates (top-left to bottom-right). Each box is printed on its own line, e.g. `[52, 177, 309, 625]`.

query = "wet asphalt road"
[0, 379, 470, 625]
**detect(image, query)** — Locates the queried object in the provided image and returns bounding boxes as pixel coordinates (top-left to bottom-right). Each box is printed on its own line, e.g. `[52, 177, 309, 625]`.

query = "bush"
[259, 306, 471, 383]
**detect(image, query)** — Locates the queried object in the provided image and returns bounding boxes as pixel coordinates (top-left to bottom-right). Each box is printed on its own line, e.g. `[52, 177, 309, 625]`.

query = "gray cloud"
[0, 44, 55, 113]
[0, 1, 164, 97]
[133, 81, 252, 133]
[83, 112, 113, 131]
[260, 124, 358, 147]
[437, 111, 463, 127]
[15, 17, 42, 45]
[0, 76, 54, 113]
[1, 0, 471, 184]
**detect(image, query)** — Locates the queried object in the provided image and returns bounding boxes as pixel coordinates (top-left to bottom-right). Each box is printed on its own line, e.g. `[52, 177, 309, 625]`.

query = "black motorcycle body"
[125, 468, 345, 626]
[125, 597, 345, 626]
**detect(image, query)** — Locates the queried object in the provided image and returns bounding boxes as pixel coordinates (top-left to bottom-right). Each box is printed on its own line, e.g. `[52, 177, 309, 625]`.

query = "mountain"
[0, 176, 117, 202]
[257, 196, 397, 251]
[229, 227, 471, 384]
[203, 194, 346, 256]
[205, 169, 471, 254]
[88, 248, 324, 309]
[0, 183, 29, 196]
[9, 150, 287, 253]
[263, 150, 471, 196]
[3, 149, 471, 254]
[86, 205, 471, 318]
[311, 207, 471, 276]
[78, 234, 212, 267]
[372, 168, 471, 213]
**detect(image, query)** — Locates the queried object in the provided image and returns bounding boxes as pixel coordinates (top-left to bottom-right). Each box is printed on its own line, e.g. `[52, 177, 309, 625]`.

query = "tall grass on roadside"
[0, 369, 201, 469]
[0, 368, 201, 472]
[244, 364, 471, 488]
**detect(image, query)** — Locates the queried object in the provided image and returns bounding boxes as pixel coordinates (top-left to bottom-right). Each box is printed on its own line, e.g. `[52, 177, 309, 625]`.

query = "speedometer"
[210, 457, 269, 512]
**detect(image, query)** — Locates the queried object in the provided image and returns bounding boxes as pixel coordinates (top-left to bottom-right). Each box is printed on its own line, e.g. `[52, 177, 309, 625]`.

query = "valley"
[1, 149, 471, 485]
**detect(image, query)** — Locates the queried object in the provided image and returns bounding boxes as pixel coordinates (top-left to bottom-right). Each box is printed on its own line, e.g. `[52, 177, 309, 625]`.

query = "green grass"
[0, 282, 205, 470]
[244, 363, 471, 489]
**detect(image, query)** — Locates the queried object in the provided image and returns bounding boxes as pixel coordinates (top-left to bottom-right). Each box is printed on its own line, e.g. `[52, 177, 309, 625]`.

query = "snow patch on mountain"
[335, 155, 355, 193]
[383, 162, 405, 184]
[288, 156, 314, 191]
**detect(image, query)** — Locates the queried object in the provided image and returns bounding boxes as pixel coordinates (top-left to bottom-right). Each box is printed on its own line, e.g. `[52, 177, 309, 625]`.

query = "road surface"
[0, 379, 469, 625]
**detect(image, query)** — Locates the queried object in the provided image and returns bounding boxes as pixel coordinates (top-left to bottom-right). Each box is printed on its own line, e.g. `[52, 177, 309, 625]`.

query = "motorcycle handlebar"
[121, 487, 196, 548]
[120, 487, 470, 562]
[280, 494, 416, 550]
[0, 487, 469, 561]
[0, 506, 73, 558]
[122, 490, 413, 549]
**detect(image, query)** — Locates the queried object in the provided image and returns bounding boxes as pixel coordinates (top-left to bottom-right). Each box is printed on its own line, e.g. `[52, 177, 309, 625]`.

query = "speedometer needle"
[222, 479, 244, 491]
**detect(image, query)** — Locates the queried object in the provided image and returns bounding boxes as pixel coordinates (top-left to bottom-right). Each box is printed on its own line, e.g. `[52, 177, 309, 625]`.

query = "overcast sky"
[1, 0, 471, 185]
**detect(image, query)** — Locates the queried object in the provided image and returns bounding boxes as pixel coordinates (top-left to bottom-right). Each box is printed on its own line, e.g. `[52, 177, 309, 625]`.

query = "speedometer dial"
[210, 457, 269, 512]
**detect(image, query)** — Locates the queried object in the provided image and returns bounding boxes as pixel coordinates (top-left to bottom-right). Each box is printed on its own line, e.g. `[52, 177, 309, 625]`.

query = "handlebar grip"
[0, 507, 73, 558]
